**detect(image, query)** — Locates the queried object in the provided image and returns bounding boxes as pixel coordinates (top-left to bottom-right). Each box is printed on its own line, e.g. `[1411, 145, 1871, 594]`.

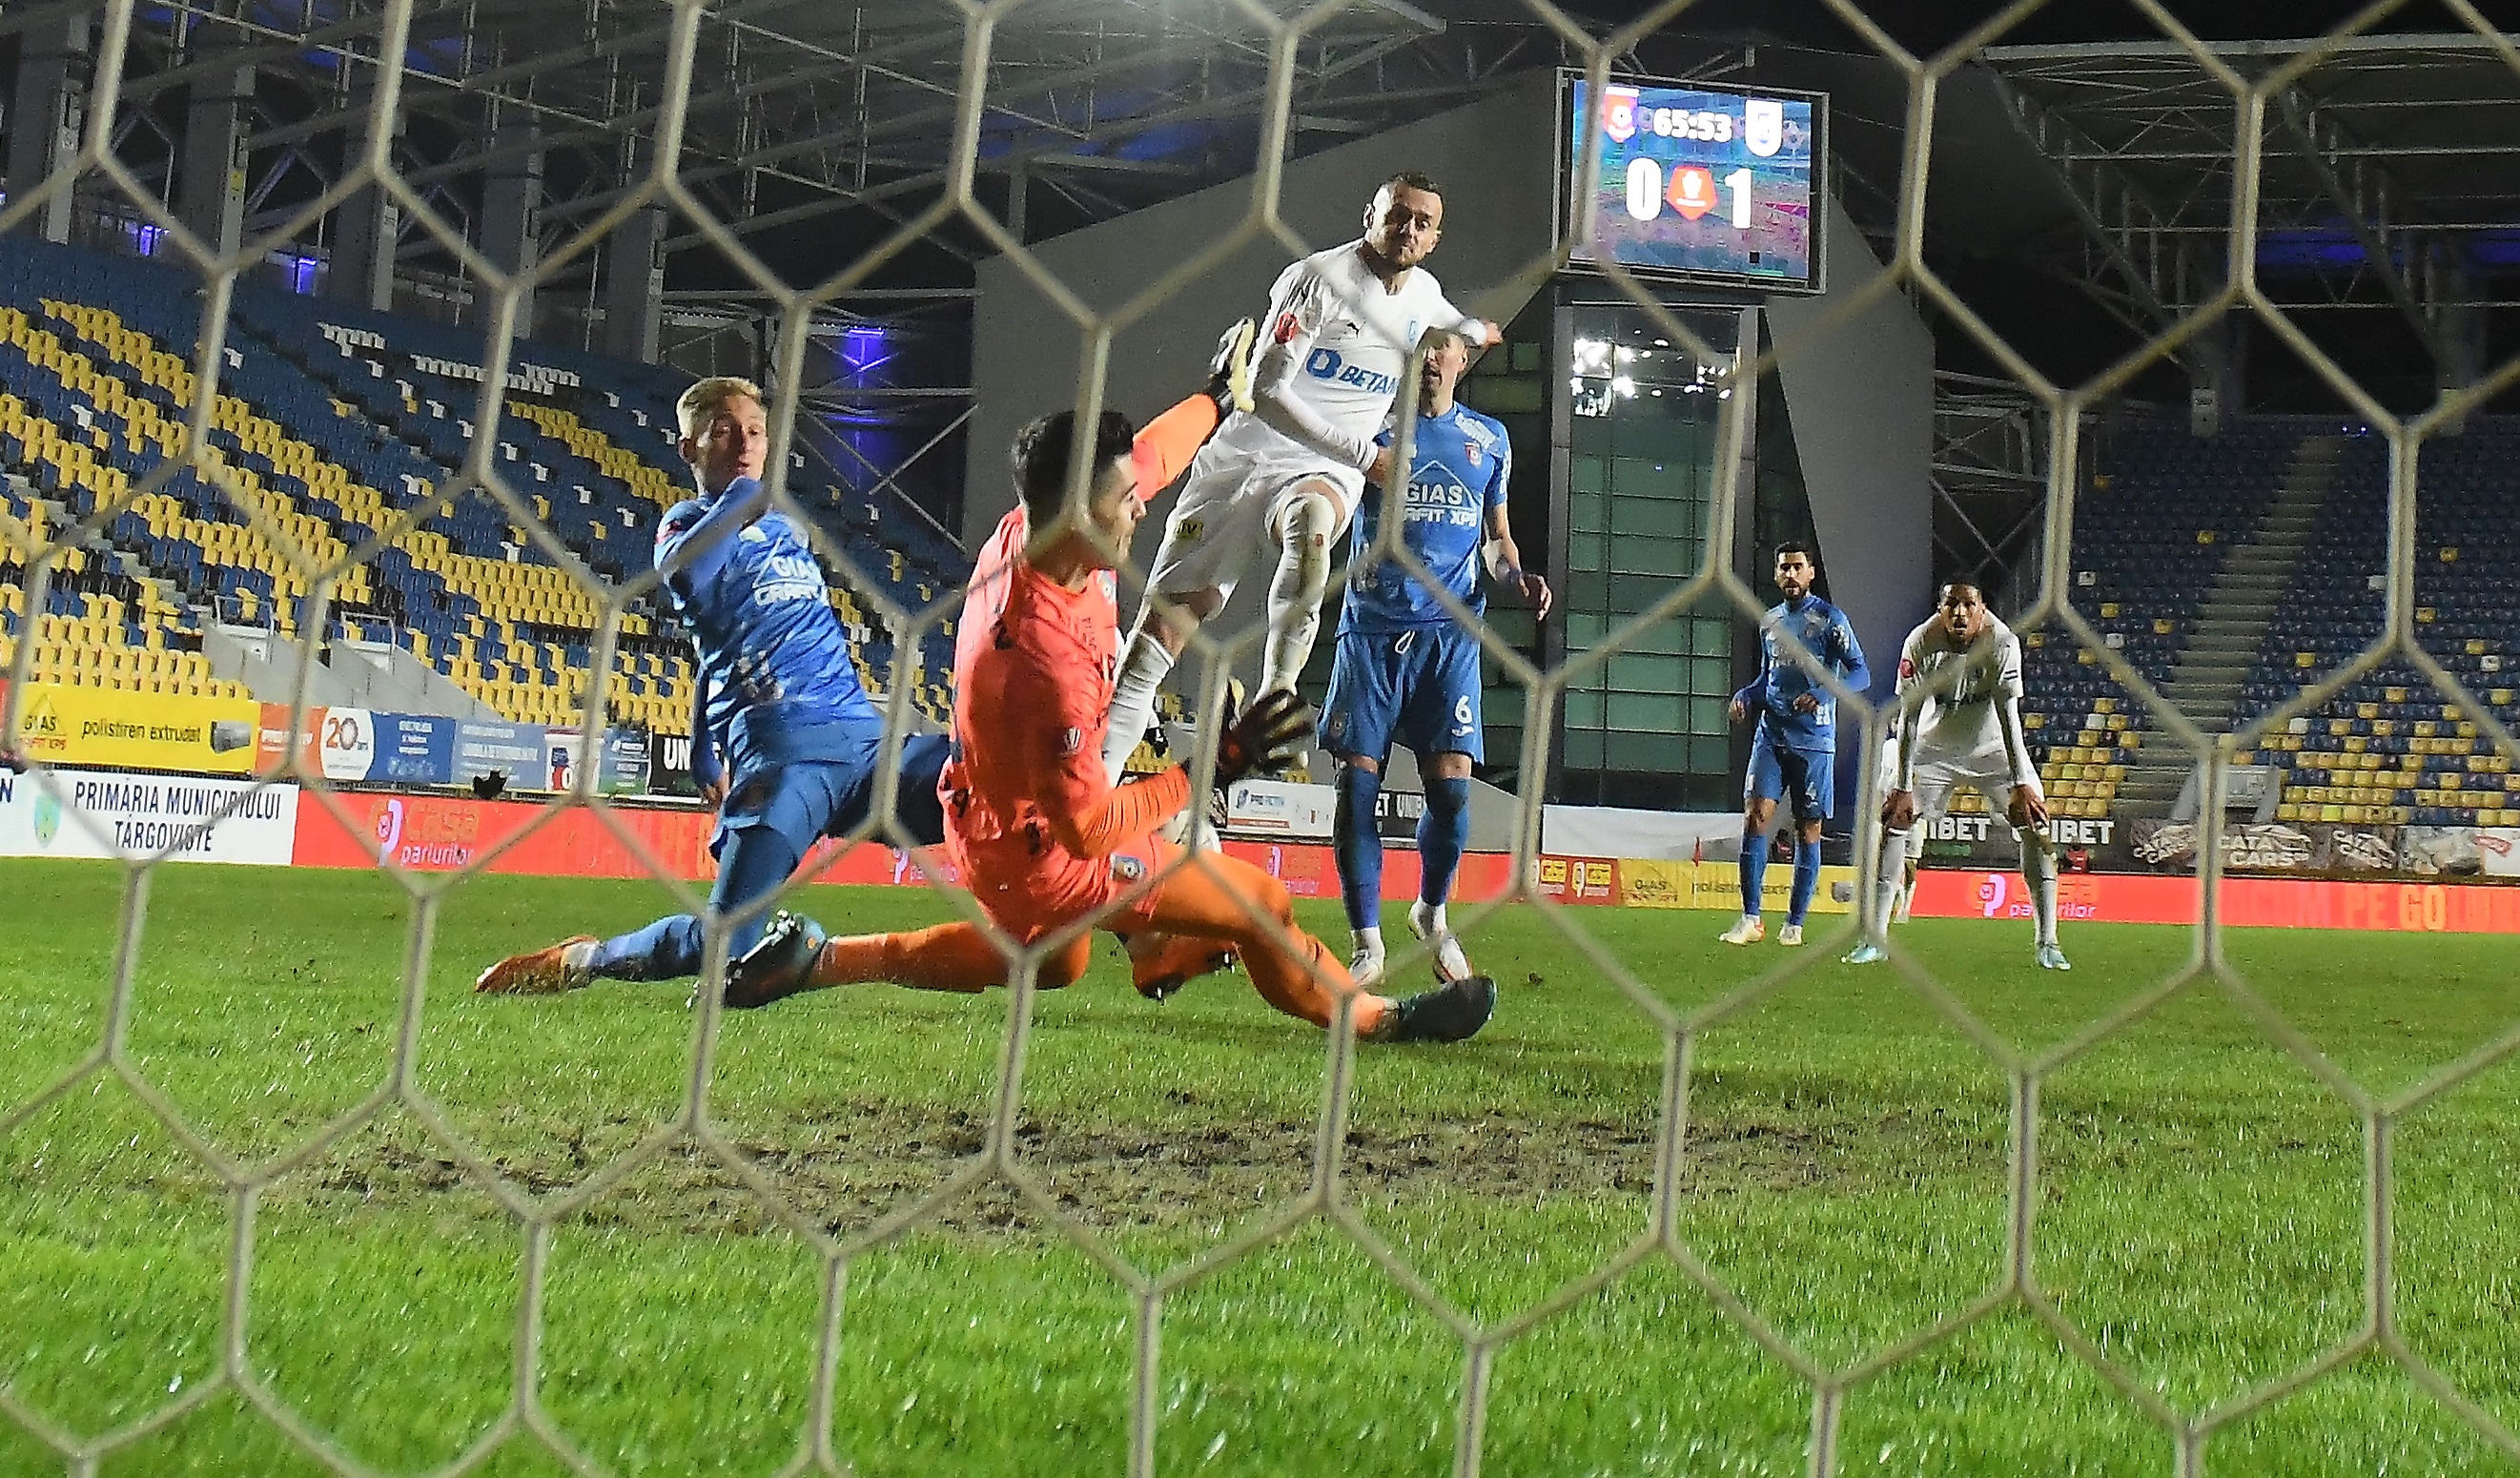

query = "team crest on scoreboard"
[1601, 85, 1640, 144]
[1744, 98, 1785, 158]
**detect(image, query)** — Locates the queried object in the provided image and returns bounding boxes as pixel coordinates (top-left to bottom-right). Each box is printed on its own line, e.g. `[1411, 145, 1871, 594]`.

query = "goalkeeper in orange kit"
[726, 380, 1494, 1042]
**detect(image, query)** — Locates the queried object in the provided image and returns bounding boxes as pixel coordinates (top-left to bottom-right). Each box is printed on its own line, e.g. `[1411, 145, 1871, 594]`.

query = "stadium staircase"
[2110, 434, 2340, 819]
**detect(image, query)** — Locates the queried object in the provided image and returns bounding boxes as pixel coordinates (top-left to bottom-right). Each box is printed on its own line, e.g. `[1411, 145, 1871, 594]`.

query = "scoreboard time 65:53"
[1563, 75, 1827, 294]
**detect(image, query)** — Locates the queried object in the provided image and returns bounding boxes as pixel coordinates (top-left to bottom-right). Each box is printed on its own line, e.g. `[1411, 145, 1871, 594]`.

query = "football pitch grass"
[2, 856, 2516, 1477]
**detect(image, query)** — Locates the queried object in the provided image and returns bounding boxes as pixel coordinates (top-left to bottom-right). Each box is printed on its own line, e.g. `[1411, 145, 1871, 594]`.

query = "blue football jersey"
[1737, 595, 1870, 752]
[1340, 404, 1511, 635]
[656, 479, 881, 785]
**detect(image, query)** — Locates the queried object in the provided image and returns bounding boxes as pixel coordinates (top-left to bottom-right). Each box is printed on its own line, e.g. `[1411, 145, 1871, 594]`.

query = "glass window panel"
[1564, 691, 1603, 728]
[1568, 456, 1606, 494]
[1568, 491, 1605, 533]
[1567, 613, 1604, 647]
[1609, 457, 1684, 497]
[1691, 697, 1730, 732]
[1693, 656, 1734, 693]
[1570, 534, 1608, 572]
[1693, 618, 1732, 656]
[1608, 692, 1681, 729]
[1608, 654, 1686, 692]
[1618, 623, 1684, 656]
[1607, 731, 1680, 770]
[1691, 734, 1731, 770]
[1612, 499, 1691, 539]
[1610, 536, 1688, 575]
[1510, 341, 1541, 372]
[1609, 572, 1676, 611]
[1565, 730, 1604, 768]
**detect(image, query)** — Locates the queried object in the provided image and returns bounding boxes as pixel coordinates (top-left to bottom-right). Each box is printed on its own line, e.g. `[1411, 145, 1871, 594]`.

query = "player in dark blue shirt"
[475, 376, 952, 996]
[1322, 331, 1548, 989]
[1722, 541, 1869, 948]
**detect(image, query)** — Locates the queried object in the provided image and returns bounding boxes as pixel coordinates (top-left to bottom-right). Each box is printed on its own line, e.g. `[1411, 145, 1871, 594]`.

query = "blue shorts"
[1746, 738, 1834, 825]
[1321, 626, 1483, 765]
[714, 731, 951, 861]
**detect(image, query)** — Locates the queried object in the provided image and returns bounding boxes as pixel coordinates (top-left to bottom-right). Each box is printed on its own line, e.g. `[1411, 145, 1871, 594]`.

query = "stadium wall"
[1765, 197, 1936, 710]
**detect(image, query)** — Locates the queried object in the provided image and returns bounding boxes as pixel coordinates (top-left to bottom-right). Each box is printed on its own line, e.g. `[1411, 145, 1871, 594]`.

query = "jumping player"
[1843, 581, 2068, 970]
[476, 332, 1258, 998]
[1325, 330, 1547, 989]
[725, 405, 1496, 1044]
[1099, 172, 1501, 792]
[1722, 541, 1870, 948]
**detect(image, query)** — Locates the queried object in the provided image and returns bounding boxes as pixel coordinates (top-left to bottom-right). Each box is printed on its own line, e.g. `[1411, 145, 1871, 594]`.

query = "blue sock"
[1417, 776, 1471, 910]
[1790, 835, 1822, 925]
[1333, 764, 1384, 933]
[1739, 831, 1769, 918]
[590, 915, 704, 980]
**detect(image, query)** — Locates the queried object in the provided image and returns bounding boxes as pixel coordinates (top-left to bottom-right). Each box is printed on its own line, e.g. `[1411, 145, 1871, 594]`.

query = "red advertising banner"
[1911, 867, 2520, 934]
[293, 790, 721, 880]
[293, 791, 1520, 904]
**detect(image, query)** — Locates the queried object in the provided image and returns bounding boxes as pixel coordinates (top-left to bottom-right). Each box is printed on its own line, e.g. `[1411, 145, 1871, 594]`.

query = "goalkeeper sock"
[1101, 629, 1175, 786]
[2022, 831, 2059, 948]
[1738, 830, 1769, 919]
[1333, 764, 1384, 934]
[1789, 834, 1822, 927]
[1417, 776, 1472, 912]
[814, 923, 1002, 994]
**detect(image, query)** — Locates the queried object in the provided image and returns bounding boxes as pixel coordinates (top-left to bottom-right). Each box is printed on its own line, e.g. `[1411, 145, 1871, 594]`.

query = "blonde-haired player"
[1843, 581, 2069, 970]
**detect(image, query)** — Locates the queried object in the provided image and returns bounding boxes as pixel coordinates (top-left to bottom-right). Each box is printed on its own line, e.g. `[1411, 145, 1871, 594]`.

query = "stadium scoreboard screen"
[1563, 75, 1827, 295]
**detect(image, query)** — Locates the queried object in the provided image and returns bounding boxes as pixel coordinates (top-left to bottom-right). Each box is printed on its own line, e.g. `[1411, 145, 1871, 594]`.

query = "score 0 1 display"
[1563, 76, 1826, 294]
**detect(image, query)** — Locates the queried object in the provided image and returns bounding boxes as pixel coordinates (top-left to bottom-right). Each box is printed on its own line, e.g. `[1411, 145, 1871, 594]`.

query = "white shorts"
[1898, 749, 2043, 859]
[1144, 438, 1365, 602]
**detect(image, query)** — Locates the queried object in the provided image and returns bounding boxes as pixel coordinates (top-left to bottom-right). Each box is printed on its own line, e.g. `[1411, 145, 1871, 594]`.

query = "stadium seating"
[1997, 409, 2520, 830]
[2229, 423, 2520, 827]
[2001, 415, 2310, 819]
[0, 234, 964, 739]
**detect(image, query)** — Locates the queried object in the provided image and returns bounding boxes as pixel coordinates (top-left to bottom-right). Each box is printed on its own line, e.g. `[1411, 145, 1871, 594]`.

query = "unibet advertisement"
[0, 766, 298, 864]
[6, 681, 262, 775]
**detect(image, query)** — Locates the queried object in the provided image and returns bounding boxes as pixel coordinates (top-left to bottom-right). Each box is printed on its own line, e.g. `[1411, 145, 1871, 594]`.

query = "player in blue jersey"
[1721, 541, 1870, 948]
[473, 375, 954, 996]
[1323, 331, 1548, 989]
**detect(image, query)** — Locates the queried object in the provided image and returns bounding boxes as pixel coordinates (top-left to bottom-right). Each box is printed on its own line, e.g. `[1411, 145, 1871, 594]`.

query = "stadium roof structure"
[10, 0, 2516, 547]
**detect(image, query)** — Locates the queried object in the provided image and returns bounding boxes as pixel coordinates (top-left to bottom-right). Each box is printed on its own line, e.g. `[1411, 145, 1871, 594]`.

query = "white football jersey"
[1895, 614, 2033, 785]
[1218, 240, 1481, 465]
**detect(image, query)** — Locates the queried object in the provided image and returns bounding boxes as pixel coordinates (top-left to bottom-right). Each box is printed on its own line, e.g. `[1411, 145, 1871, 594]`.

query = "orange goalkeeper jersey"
[937, 392, 1219, 933]
[942, 527, 1189, 934]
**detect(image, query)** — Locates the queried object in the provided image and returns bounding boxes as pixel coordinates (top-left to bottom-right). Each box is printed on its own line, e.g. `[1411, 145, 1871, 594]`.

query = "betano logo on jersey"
[1303, 348, 1397, 397]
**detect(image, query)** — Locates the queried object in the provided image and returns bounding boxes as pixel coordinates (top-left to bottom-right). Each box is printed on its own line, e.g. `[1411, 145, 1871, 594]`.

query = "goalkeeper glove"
[1211, 687, 1314, 789]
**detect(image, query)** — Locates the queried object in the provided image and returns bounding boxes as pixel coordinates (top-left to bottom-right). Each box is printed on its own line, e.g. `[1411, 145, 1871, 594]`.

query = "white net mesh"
[3, 0, 2519, 1473]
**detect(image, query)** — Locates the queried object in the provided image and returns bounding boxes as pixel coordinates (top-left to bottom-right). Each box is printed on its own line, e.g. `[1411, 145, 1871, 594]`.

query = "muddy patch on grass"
[260, 1097, 2009, 1241]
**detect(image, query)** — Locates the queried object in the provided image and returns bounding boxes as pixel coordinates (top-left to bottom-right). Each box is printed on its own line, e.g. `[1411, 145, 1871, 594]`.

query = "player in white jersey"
[1100, 173, 1500, 788]
[1843, 580, 2071, 970]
